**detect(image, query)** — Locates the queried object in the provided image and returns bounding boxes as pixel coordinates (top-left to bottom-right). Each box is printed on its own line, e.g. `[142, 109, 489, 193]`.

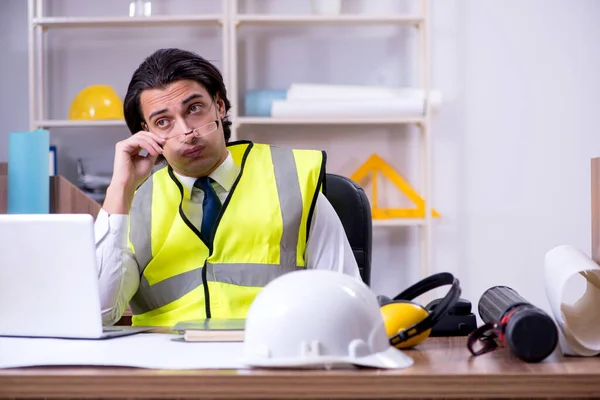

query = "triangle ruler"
[350, 154, 440, 219]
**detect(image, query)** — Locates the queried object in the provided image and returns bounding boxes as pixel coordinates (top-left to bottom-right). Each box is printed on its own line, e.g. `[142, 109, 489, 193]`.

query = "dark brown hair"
[123, 48, 232, 142]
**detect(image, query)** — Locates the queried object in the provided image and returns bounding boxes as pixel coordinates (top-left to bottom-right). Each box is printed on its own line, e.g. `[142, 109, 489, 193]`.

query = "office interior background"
[1, 0, 600, 316]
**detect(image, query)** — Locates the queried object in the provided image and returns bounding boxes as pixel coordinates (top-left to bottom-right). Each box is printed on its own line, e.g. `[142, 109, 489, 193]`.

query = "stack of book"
[172, 318, 245, 342]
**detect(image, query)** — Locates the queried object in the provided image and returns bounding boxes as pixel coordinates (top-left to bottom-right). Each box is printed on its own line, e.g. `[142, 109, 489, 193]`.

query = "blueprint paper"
[0, 333, 246, 369]
[544, 245, 600, 356]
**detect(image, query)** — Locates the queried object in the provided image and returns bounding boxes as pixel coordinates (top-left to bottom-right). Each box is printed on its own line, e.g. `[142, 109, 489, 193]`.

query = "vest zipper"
[201, 142, 254, 319]
[169, 167, 214, 319]
[202, 260, 211, 318]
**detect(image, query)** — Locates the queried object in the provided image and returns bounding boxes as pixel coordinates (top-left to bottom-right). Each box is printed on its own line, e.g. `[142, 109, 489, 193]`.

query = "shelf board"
[35, 120, 127, 128]
[373, 219, 426, 227]
[33, 15, 223, 28]
[236, 14, 424, 25]
[236, 116, 424, 125]
[38, 117, 424, 128]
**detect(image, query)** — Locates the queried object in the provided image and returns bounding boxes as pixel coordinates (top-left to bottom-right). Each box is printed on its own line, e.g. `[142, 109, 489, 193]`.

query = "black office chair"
[323, 173, 372, 286]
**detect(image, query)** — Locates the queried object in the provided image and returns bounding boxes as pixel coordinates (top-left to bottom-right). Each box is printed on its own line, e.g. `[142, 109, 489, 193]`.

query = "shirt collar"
[172, 150, 239, 199]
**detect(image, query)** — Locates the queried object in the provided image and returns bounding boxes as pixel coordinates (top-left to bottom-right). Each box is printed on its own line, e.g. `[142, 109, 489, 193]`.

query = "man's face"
[140, 79, 227, 177]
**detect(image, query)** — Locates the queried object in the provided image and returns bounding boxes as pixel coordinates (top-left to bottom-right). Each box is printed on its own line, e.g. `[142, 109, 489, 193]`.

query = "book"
[172, 318, 245, 342]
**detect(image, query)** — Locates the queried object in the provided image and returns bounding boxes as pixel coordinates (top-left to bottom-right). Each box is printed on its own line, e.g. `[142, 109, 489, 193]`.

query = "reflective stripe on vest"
[129, 176, 153, 272]
[271, 146, 303, 270]
[130, 263, 305, 315]
[128, 143, 321, 317]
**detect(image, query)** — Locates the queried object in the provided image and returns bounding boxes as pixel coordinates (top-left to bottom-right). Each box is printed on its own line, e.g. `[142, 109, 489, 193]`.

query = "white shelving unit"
[34, 120, 127, 128]
[27, 0, 228, 132]
[32, 15, 224, 27]
[235, 14, 424, 24]
[28, 0, 434, 280]
[227, 1, 434, 280]
[234, 116, 426, 126]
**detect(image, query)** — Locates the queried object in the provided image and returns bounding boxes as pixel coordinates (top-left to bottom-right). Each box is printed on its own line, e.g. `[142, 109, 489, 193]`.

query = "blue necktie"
[194, 176, 222, 242]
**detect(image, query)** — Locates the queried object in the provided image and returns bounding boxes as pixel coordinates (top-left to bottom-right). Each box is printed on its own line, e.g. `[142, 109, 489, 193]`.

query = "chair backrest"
[323, 173, 372, 286]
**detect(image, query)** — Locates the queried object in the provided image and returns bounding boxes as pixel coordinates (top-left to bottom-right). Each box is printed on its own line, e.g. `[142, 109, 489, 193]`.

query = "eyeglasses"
[163, 120, 220, 144]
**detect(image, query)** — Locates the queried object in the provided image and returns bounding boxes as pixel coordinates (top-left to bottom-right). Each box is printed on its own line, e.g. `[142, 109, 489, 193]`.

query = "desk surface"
[1, 336, 599, 399]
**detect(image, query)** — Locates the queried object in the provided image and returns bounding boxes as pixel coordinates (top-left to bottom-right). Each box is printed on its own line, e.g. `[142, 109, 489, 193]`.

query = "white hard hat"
[240, 269, 414, 369]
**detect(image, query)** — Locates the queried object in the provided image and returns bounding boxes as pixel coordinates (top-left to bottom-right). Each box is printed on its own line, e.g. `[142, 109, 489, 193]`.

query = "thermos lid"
[505, 307, 558, 362]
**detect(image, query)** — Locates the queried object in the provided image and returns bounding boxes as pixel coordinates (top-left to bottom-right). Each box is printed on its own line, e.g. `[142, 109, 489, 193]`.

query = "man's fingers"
[138, 131, 167, 146]
[118, 135, 162, 156]
[132, 152, 159, 165]
[135, 135, 164, 156]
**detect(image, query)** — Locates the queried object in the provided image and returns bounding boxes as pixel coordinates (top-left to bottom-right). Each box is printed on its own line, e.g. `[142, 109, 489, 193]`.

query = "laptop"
[0, 213, 150, 339]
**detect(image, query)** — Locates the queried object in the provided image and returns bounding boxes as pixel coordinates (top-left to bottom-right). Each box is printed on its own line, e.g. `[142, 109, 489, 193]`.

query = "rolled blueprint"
[7, 129, 50, 214]
[244, 89, 287, 117]
[271, 99, 427, 119]
[285, 83, 442, 111]
[544, 245, 600, 356]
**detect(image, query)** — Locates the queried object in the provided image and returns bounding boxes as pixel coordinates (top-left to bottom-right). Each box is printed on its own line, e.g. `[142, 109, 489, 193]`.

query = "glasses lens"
[194, 121, 218, 138]
[199, 121, 218, 135]
[178, 121, 218, 144]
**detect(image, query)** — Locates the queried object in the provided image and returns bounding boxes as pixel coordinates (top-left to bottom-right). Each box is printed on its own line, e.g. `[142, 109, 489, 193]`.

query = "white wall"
[1, 0, 600, 317]
[455, 0, 600, 314]
[0, 0, 29, 161]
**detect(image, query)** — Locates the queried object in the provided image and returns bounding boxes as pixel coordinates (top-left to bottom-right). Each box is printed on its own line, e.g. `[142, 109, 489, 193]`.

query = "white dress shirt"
[94, 150, 361, 325]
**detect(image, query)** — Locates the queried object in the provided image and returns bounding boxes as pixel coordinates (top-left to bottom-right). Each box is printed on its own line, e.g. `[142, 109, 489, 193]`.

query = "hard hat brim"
[351, 345, 414, 369]
[239, 346, 413, 370]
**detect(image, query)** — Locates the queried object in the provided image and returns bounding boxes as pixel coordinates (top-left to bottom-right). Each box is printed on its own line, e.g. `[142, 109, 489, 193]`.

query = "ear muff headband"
[388, 272, 462, 344]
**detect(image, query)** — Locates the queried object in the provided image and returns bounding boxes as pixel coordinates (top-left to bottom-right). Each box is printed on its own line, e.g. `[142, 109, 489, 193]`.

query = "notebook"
[172, 318, 245, 342]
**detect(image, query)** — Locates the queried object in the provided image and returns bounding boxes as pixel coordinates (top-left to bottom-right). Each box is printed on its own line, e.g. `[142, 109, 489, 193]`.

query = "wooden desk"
[1, 337, 599, 399]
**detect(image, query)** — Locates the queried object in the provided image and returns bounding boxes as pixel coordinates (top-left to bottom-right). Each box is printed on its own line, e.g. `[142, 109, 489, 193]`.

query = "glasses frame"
[162, 119, 220, 145]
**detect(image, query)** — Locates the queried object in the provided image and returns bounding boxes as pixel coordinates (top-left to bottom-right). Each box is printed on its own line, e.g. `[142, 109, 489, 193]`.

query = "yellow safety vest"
[127, 141, 325, 326]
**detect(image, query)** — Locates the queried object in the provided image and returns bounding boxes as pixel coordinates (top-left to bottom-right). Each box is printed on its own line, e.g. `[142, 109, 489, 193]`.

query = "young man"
[95, 48, 360, 327]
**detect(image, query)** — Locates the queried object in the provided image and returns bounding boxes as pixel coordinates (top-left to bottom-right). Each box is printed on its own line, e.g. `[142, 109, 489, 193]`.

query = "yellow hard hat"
[68, 85, 124, 120]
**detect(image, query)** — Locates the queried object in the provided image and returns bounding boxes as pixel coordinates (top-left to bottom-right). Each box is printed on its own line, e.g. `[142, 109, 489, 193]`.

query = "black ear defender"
[426, 296, 478, 338]
[379, 272, 462, 348]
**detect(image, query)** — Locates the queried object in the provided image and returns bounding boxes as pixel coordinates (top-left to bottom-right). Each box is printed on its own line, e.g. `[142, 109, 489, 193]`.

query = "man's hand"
[103, 131, 166, 215]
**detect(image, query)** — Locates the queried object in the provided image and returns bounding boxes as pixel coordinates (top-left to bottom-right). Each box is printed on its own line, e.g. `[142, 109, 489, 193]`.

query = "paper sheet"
[271, 99, 429, 119]
[0, 333, 246, 369]
[544, 245, 600, 356]
[281, 84, 442, 116]
[286, 83, 442, 105]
